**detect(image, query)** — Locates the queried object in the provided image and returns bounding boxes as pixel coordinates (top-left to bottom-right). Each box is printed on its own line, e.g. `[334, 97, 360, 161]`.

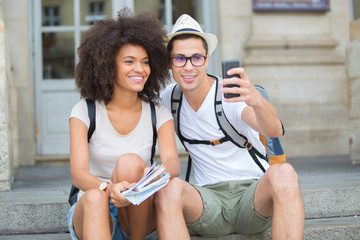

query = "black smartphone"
[222, 60, 240, 98]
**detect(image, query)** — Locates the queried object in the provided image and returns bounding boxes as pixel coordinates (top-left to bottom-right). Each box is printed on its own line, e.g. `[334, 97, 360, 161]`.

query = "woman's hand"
[110, 181, 133, 208]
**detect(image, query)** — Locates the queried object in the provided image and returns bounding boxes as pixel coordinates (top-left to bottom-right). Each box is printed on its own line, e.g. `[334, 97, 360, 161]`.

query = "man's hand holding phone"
[220, 60, 263, 108]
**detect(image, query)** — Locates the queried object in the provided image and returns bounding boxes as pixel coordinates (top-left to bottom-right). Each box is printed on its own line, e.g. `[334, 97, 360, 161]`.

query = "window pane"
[134, 0, 162, 17]
[134, 0, 171, 26]
[42, 32, 74, 79]
[42, 0, 74, 26]
[172, 0, 197, 24]
[133, 0, 202, 25]
[354, 0, 360, 20]
[80, 0, 112, 25]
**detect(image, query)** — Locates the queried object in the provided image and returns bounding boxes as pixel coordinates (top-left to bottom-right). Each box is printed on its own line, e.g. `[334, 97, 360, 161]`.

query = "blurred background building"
[0, 0, 359, 190]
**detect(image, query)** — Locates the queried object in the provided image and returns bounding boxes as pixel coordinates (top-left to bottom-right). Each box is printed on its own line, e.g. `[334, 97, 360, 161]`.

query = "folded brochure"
[122, 162, 170, 205]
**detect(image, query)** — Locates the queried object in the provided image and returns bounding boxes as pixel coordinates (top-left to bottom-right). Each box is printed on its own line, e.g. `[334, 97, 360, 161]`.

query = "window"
[43, 6, 61, 26]
[86, 1, 106, 24]
[350, 0, 360, 21]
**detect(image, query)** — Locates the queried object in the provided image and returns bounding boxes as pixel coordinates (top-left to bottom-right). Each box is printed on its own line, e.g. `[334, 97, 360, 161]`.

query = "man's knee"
[155, 177, 183, 207]
[267, 163, 300, 193]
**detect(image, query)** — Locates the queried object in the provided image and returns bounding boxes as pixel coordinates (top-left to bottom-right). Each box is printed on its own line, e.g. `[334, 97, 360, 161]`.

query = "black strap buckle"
[245, 142, 253, 150]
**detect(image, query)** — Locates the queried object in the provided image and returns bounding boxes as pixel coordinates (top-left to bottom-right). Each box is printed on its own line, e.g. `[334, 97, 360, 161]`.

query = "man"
[155, 14, 304, 240]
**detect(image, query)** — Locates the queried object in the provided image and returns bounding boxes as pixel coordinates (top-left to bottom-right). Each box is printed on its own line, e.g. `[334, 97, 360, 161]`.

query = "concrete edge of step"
[0, 216, 359, 240]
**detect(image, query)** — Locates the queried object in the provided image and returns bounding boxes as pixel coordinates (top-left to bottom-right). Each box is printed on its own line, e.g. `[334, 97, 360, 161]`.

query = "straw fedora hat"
[166, 14, 217, 56]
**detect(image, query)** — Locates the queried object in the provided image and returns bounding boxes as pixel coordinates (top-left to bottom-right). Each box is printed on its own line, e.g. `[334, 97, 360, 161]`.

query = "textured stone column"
[347, 19, 360, 164]
[0, 16, 12, 191]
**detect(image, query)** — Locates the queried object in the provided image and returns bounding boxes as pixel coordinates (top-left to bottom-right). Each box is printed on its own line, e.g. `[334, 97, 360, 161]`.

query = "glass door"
[33, 0, 114, 155]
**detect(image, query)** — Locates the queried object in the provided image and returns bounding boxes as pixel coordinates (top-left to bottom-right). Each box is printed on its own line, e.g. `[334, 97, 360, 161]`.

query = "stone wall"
[0, 11, 13, 191]
[1, 0, 33, 166]
[217, 0, 350, 157]
[347, 19, 360, 164]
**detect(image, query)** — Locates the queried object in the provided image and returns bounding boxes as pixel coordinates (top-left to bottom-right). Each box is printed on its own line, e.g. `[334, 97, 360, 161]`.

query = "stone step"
[0, 191, 69, 235]
[0, 216, 359, 240]
[192, 216, 360, 240]
[0, 233, 70, 240]
[302, 186, 360, 219]
[1, 155, 359, 237]
[0, 185, 359, 235]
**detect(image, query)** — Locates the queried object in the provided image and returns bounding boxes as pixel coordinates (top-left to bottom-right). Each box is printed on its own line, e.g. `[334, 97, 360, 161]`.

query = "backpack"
[67, 100, 157, 206]
[170, 75, 286, 182]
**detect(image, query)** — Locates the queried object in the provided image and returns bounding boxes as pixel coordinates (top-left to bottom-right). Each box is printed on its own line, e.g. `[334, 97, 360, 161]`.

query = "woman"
[67, 9, 179, 240]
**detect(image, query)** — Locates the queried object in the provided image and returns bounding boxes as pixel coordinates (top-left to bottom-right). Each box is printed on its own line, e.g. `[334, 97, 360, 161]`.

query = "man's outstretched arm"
[220, 67, 283, 138]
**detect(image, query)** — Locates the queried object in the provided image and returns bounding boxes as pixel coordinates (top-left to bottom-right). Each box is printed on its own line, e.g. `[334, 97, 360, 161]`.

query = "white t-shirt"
[70, 99, 172, 198]
[160, 79, 269, 186]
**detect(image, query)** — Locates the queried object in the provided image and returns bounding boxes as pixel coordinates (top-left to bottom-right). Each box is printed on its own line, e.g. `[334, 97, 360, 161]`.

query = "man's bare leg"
[254, 163, 304, 240]
[155, 177, 203, 240]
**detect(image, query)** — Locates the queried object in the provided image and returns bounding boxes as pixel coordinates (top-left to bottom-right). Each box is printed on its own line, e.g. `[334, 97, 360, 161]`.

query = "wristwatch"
[99, 182, 108, 191]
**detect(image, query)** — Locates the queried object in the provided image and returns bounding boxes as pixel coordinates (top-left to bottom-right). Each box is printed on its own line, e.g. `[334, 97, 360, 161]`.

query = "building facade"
[0, 0, 359, 190]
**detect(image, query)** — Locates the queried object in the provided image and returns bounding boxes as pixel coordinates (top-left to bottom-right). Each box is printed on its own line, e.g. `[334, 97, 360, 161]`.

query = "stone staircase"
[0, 155, 359, 239]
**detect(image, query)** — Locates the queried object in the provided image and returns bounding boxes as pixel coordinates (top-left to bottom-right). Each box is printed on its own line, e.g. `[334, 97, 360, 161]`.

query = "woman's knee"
[113, 153, 146, 182]
[82, 189, 109, 211]
[116, 153, 145, 168]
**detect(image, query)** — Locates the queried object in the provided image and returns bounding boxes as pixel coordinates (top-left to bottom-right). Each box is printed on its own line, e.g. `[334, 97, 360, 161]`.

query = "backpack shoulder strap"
[171, 84, 182, 137]
[150, 101, 157, 165]
[170, 85, 193, 181]
[213, 75, 248, 148]
[213, 75, 267, 172]
[86, 99, 96, 141]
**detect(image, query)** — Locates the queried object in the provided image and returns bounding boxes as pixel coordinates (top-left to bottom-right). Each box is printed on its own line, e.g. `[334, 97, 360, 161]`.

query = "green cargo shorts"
[187, 179, 272, 237]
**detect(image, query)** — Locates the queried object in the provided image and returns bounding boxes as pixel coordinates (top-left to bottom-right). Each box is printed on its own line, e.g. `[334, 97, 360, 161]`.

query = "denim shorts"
[187, 179, 272, 237]
[68, 200, 157, 240]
